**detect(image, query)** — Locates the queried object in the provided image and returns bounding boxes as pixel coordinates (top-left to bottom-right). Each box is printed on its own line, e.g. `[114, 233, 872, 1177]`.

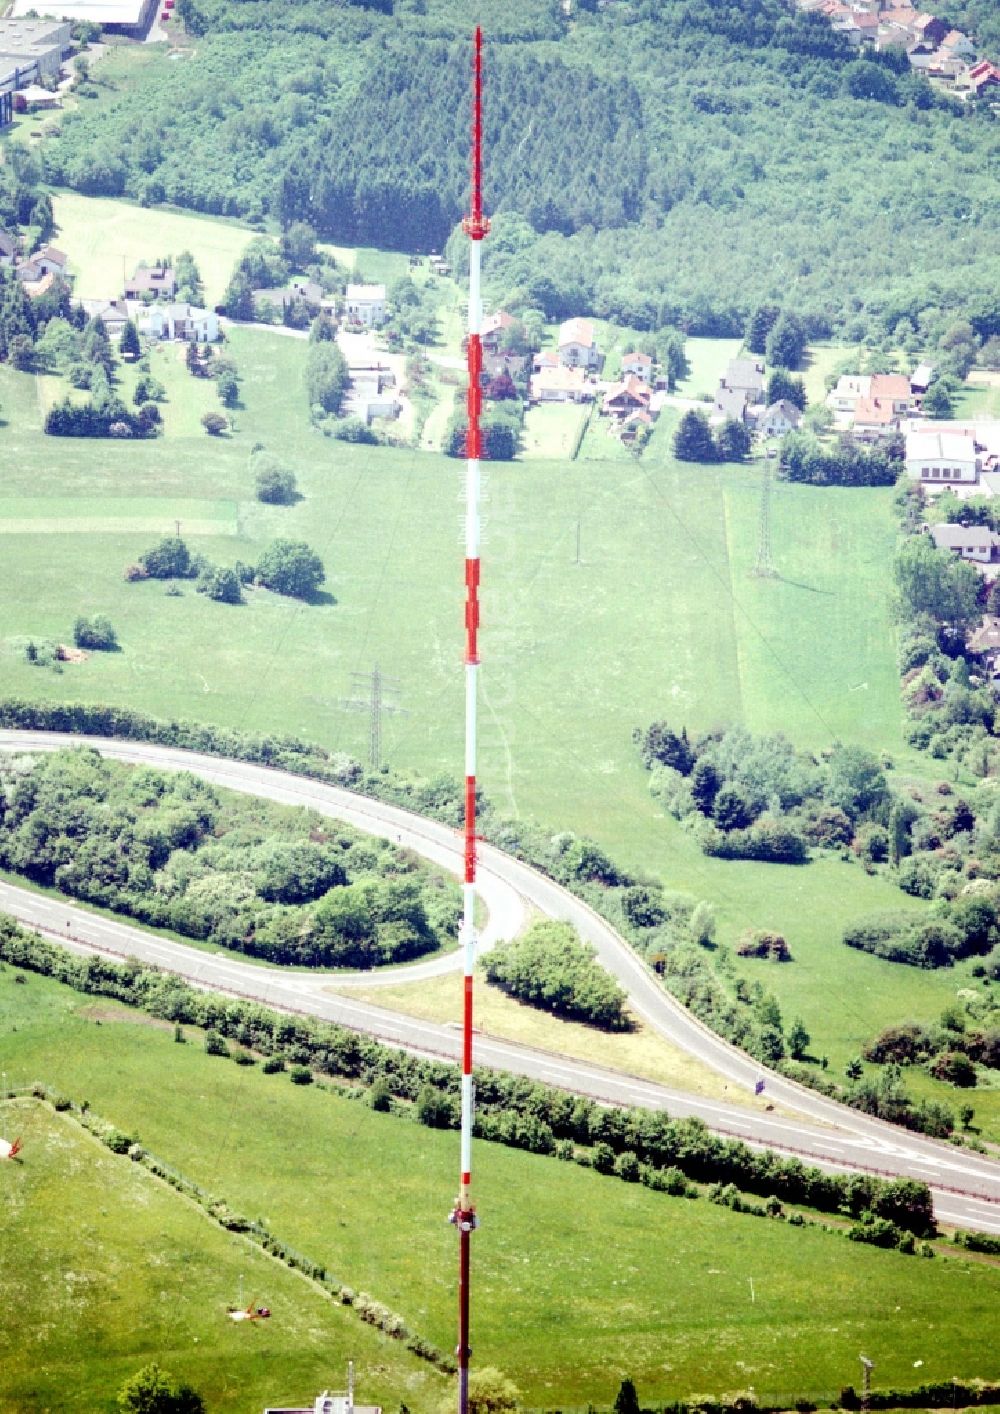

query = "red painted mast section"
[450, 26, 489, 1414]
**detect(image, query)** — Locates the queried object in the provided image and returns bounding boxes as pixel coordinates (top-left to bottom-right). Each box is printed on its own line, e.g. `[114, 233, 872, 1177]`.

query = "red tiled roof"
[869, 373, 911, 400]
[854, 397, 896, 425]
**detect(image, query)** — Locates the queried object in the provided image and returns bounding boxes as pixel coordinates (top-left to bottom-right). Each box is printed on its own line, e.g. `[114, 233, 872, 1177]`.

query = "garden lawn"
[4, 966, 1000, 1409]
[521, 402, 587, 460]
[0, 1095, 445, 1414]
[50, 191, 256, 307]
[673, 336, 743, 401]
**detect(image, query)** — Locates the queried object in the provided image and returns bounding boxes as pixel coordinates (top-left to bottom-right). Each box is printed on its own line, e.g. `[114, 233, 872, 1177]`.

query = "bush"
[204, 1031, 228, 1056]
[484, 920, 631, 1030]
[201, 411, 228, 436]
[255, 460, 298, 504]
[73, 614, 118, 651]
[255, 538, 326, 599]
[929, 1050, 977, 1087]
[139, 536, 193, 579]
[262, 1054, 285, 1074]
[289, 1065, 313, 1085]
[199, 566, 243, 604]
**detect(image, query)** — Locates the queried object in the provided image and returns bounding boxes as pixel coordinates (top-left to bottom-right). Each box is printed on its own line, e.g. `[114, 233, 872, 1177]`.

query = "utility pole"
[753, 454, 777, 579]
[344, 665, 404, 770]
[860, 1355, 874, 1414]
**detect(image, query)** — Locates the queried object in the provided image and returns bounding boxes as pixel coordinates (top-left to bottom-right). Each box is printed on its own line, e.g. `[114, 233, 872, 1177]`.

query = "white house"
[345, 283, 386, 329]
[620, 351, 653, 382]
[558, 317, 601, 370]
[906, 428, 980, 485]
[910, 363, 935, 396]
[713, 385, 748, 423]
[827, 374, 871, 413]
[139, 302, 219, 343]
[530, 365, 592, 403]
[756, 399, 803, 437]
[929, 522, 997, 563]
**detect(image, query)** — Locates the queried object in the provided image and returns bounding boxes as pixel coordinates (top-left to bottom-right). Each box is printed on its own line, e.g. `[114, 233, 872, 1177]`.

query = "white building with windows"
[345, 283, 386, 328]
[906, 428, 980, 486]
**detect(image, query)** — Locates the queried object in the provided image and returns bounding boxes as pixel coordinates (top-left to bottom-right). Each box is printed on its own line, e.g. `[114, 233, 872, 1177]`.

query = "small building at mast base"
[264, 1396, 381, 1414]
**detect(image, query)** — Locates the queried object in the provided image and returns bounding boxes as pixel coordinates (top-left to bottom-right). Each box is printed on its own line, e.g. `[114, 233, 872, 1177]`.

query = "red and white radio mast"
[448, 25, 489, 1414]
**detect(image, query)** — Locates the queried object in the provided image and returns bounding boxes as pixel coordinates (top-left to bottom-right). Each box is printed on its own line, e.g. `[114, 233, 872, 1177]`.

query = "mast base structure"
[450, 24, 489, 1414]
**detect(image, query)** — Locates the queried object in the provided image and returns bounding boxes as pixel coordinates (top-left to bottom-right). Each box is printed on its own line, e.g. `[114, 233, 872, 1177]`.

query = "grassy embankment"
[3, 966, 1000, 1410]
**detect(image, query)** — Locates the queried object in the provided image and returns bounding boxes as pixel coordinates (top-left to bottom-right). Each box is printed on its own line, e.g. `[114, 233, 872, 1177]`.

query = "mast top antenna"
[463, 26, 490, 242]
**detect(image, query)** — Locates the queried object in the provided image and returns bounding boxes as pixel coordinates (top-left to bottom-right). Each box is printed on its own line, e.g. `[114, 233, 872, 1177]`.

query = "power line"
[344, 664, 405, 770]
[753, 455, 777, 579]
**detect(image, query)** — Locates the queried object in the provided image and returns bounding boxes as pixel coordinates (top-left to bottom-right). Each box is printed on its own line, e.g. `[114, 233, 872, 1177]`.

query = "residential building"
[909, 362, 936, 395]
[868, 372, 912, 414]
[482, 348, 527, 384]
[912, 12, 949, 46]
[719, 357, 765, 404]
[19, 244, 68, 279]
[602, 375, 651, 418]
[138, 302, 219, 343]
[929, 522, 997, 562]
[620, 408, 653, 443]
[344, 283, 386, 328]
[124, 264, 176, 300]
[481, 310, 516, 352]
[854, 396, 902, 440]
[756, 399, 803, 437]
[558, 316, 601, 370]
[713, 386, 749, 423]
[620, 351, 653, 382]
[0, 229, 16, 267]
[968, 59, 1000, 95]
[532, 349, 559, 373]
[827, 373, 871, 413]
[906, 427, 980, 484]
[89, 299, 129, 339]
[967, 615, 1000, 679]
[530, 365, 592, 403]
[938, 27, 976, 60]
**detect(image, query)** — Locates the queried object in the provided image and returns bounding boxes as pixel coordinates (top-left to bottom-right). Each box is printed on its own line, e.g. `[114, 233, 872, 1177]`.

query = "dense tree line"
[778, 432, 901, 487]
[35, 0, 1000, 342]
[0, 749, 458, 967]
[0, 914, 939, 1238]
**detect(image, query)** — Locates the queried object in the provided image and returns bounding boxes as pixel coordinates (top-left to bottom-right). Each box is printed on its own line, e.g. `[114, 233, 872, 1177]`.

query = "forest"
[0, 749, 460, 967]
[36, 0, 1000, 341]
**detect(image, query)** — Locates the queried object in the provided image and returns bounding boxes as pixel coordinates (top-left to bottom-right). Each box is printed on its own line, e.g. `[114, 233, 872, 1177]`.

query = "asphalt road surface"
[1, 729, 998, 1231]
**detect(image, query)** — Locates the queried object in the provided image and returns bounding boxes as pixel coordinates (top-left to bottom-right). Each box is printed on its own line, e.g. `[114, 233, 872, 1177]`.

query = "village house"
[938, 27, 976, 60]
[620, 408, 653, 444]
[532, 349, 559, 373]
[849, 373, 912, 437]
[909, 362, 936, 396]
[138, 302, 219, 343]
[481, 310, 517, 352]
[88, 299, 129, 339]
[906, 427, 981, 485]
[17, 243, 68, 281]
[827, 373, 871, 414]
[602, 375, 651, 418]
[719, 357, 766, 405]
[912, 12, 949, 47]
[755, 399, 803, 437]
[620, 351, 653, 382]
[0, 229, 16, 267]
[558, 317, 602, 370]
[713, 385, 749, 424]
[123, 264, 176, 301]
[968, 615, 1000, 685]
[530, 364, 592, 404]
[929, 522, 998, 563]
[344, 283, 386, 329]
[968, 59, 1000, 95]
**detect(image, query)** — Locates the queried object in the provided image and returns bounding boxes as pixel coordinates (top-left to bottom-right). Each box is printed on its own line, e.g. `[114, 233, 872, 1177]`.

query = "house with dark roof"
[124, 264, 176, 300]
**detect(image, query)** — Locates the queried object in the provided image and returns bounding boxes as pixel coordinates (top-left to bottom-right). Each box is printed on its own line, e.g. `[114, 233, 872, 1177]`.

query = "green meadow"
[4, 966, 1000, 1409]
[0, 1097, 445, 1413]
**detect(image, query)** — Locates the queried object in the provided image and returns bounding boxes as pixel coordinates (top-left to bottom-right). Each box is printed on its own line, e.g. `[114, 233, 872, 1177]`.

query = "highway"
[1, 729, 999, 1231]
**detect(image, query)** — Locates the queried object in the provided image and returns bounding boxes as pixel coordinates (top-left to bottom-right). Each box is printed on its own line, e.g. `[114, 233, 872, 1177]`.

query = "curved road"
[1, 730, 999, 1231]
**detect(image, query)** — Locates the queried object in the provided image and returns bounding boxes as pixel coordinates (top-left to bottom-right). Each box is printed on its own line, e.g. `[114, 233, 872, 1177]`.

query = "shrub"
[139, 536, 192, 579]
[255, 538, 326, 599]
[199, 566, 243, 604]
[484, 920, 631, 1030]
[204, 1030, 228, 1056]
[255, 460, 298, 504]
[201, 411, 228, 436]
[262, 1055, 285, 1074]
[929, 1050, 976, 1087]
[289, 1065, 313, 1085]
[73, 614, 118, 651]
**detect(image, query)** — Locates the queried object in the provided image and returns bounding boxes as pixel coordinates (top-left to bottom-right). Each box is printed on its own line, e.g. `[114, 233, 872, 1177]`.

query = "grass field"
[50, 191, 256, 307]
[5, 966, 1000, 1409]
[0, 1097, 444, 1413]
[521, 402, 588, 460]
[674, 337, 743, 401]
